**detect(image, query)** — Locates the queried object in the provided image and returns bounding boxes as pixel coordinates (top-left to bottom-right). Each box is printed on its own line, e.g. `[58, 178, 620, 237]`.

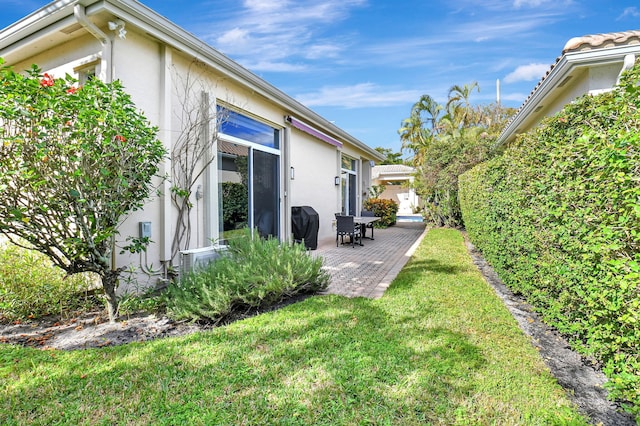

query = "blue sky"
[2, 1, 639, 154]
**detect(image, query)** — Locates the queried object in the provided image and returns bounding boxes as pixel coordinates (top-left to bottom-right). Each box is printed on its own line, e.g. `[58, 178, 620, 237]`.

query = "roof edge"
[496, 40, 640, 148]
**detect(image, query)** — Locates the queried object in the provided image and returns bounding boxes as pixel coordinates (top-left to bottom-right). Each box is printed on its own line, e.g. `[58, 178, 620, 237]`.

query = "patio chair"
[336, 215, 362, 247]
[360, 209, 375, 239]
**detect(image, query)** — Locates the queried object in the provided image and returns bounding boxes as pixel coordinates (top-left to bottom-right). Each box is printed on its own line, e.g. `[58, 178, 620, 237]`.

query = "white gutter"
[73, 3, 112, 82]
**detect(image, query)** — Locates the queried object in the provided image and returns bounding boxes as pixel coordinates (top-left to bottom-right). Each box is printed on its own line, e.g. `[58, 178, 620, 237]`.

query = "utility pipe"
[73, 4, 113, 82]
[617, 53, 636, 85]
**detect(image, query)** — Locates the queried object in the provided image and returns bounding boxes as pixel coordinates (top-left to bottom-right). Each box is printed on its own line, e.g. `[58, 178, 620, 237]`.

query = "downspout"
[74, 3, 115, 271]
[74, 4, 113, 82]
[616, 53, 636, 85]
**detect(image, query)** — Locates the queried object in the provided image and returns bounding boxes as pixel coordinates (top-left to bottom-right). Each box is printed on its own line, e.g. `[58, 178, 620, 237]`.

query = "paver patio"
[313, 221, 427, 298]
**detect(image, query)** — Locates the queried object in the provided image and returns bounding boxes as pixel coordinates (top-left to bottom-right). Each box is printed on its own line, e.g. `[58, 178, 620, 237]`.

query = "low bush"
[117, 290, 165, 318]
[363, 198, 398, 227]
[0, 240, 98, 322]
[459, 60, 640, 417]
[164, 229, 330, 322]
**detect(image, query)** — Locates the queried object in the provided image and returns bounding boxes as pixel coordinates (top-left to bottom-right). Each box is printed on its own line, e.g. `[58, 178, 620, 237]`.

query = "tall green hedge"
[459, 61, 640, 417]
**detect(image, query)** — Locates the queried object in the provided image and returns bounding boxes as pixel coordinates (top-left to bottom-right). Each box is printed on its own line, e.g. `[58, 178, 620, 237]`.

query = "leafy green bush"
[164, 229, 330, 322]
[364, 198, 399, 227]
[459, 61, 640, 417]
[117, 289, 165, 317]
[0, 241, 98, 322]
[0, 61, 165, 322]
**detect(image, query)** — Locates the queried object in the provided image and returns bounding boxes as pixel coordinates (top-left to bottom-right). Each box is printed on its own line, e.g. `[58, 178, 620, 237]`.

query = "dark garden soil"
[0, 294, 311, 351]
[0, 245, 636, 425]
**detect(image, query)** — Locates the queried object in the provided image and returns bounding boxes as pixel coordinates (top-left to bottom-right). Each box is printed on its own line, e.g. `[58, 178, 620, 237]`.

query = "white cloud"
[618, 7, 640, 20]
[217, 27, 251, 47]
[241, 60, 307, 72]
[242, 0, 290, 12]
[503, 63, 549, 83]
[202, 0, 366, 69]
[513, 0, 552, 7]
[304, 43, 343, 60]
[501, 92, 530, 103]
[295, 83, 422, 108]
[511, 0, 577, 12]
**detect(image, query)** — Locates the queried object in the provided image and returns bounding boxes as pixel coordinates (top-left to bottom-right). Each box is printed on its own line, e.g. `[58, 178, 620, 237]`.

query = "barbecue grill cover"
[291, 206, 319, 250]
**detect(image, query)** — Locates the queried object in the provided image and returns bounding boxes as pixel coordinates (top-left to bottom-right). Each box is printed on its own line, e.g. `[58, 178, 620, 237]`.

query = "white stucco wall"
[1, 12, 380, 292]
[288, 127, 341, 244]
[11, 33, 101, 79]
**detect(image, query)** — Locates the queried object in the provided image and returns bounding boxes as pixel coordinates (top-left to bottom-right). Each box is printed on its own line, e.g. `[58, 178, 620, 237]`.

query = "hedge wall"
[459, 62, 640, 417]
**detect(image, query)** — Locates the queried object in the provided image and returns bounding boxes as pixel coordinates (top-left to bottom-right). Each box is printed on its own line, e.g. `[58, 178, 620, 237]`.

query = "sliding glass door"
[216, 106, 280, 242]
[252, 149, 279, 239]
[341, 155, 357, 216]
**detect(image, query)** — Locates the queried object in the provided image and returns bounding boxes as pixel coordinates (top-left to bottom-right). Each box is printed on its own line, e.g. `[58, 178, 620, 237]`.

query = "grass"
[0, 229, 587, 425]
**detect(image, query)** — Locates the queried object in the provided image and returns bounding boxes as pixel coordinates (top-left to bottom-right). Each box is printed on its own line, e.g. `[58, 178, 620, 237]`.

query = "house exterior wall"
[534, 62, 621, 122]
[377, 186, 415, 214]
[288, 128, 340, 244]
[0, 1, 383, 292]
[10, 33, 101, 79]
[371, 165, 419, 215]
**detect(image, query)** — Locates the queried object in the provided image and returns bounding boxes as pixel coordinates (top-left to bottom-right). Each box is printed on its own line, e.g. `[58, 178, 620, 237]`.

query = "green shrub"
[0, 240, 98, 322]
[117, 289, 165, 317]
[364, 198, 399, 227]
[164, 229, 330, 322]
[459, 60, 640, 417]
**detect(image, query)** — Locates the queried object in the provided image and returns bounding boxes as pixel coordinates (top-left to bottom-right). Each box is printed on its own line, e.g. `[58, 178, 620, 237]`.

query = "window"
[340, 155, 358, 216]
[216, 107, 281, 242]
[74, 59, 99, 85]
[218, 106, 279, 149]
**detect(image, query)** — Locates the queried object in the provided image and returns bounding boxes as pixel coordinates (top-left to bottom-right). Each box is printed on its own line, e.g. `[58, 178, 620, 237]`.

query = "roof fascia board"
[497, 44, 640, 147]
[0, 15, 78, 61]
[496, 56, 571, 146]
[0, 0, 76, 48]
[88, 0, 383, 160]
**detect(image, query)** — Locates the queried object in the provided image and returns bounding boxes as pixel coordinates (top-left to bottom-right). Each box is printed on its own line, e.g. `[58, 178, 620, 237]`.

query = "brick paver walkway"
[313, 222, 427, 298]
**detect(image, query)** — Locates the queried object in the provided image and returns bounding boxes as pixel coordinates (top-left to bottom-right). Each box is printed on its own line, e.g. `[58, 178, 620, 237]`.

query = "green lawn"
[0, 228, 587, 425]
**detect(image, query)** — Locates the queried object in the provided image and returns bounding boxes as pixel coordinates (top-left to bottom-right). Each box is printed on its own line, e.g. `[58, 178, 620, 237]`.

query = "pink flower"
[40, 73, 54, 87]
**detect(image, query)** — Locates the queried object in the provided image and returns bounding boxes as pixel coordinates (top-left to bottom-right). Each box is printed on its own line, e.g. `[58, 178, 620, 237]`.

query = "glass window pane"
[218, 141, 249, 242]
[253, 150, 279, 239]
[218, 106, 279, 148]
[341, 155, 355, 171]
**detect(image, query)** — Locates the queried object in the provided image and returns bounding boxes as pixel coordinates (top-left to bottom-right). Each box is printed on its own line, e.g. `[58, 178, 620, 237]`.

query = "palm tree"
[446, 82, 479, 128]
[399, 110, 430, 165]
[413, 94, 443, 134]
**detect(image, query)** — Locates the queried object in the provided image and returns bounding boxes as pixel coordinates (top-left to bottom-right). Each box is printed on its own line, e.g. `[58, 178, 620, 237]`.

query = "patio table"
[354, 216, 380, 240]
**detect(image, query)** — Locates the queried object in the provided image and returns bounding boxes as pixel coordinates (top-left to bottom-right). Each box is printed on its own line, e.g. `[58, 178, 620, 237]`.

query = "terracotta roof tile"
[563, 30, 640, 54]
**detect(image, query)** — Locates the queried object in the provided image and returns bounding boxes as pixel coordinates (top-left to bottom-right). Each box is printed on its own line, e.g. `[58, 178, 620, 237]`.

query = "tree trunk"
[101, 271, 120, 324]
